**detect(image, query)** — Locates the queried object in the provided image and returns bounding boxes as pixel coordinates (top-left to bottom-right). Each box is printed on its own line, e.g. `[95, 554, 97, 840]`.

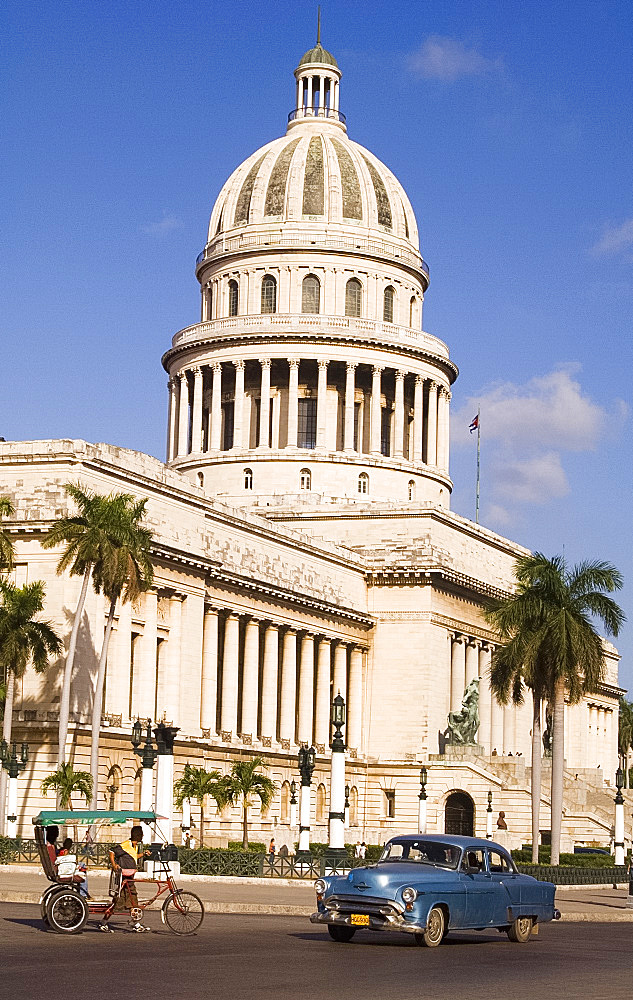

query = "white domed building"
[0, 40, 625, 851]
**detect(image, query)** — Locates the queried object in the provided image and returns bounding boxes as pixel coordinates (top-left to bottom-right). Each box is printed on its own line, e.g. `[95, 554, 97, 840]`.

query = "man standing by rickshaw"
[100, 825, 151, 933]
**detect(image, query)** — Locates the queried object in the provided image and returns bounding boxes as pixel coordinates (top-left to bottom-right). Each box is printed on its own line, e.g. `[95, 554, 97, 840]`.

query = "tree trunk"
[531, 693, 542, 864]
[550, 677, 566, 865]
[200, 803, 205, 847]
[243, 801, 249, 850]
[58, 565, 92, 766]
[0, 670, 15, 835]
[90, 597, 117, 809]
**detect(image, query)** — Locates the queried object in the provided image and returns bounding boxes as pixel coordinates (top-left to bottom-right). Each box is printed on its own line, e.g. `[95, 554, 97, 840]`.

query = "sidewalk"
[1, 864, 632, 921]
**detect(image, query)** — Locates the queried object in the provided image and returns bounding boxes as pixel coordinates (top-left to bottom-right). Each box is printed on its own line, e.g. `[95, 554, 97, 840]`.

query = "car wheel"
[327, 924, 356, 942]
[507, 916, 533, 943]
[415, 906, 446, 948]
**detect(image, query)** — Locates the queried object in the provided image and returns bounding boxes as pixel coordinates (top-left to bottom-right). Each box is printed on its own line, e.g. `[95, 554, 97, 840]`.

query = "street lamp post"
[131, 720, 159, 835]
[614, 767, 625, 866]
[418, 767, 428, 835]
[486, 791, 493, 839]
[153, 722, 179, 844]
[327, 693, 347, 864]
[289, 780, 298, 829]
[0, 741, 28, 838]
[344, 784, 350, 829]
[297, 746, 316, 857]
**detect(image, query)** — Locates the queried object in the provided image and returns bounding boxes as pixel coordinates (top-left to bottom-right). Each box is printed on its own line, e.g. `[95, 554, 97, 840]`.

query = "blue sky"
[3, 0, 632, 694]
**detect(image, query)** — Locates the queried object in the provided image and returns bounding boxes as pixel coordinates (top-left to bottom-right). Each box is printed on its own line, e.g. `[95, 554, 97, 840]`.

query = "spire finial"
[317, 5, 321, 45]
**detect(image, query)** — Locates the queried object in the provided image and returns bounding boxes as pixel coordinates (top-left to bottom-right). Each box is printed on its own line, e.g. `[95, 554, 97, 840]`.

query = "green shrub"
[512, 848, 614, 868]
[228, 841, 265, 853]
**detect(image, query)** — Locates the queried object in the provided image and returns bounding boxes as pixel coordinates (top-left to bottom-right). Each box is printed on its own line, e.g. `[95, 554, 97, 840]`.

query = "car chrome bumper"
[310, 908, 424, 935]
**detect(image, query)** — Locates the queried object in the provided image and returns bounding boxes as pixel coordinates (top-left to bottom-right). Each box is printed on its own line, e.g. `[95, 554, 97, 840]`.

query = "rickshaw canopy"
[33, 810, 158, 827]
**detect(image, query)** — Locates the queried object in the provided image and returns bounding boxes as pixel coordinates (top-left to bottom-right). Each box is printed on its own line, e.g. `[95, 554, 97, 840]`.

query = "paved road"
[2, 903, 631, 1000]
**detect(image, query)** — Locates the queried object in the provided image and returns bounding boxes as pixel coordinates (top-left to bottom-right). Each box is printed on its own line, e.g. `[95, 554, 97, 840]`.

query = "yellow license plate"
[351, 914, 370, 926]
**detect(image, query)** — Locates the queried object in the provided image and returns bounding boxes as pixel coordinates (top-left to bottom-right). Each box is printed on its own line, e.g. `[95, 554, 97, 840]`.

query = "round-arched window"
[358, 473, 369, 495]
[197, 472, 204, 488]
[316, 783, 327, 823]
[345, 278, 362, 318]
[409, 295, 416, 328]
[280, 781, 290, 824]
[408, 480, 415, 500]
[444, 791, 474, 837]
[383, 286, 395, 323]
[302, 274, 320, 314]
[300, 468, 312, 491]
[261, 275, 277, 314]
[244, 468, 253, 490]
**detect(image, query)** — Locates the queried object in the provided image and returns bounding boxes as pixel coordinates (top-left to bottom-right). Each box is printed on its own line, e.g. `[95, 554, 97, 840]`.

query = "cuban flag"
[469, 414, 479, 434]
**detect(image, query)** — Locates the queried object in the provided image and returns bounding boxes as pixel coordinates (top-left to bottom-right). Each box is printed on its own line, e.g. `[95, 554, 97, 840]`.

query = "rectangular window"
[381, 408, 391, 456]
[384, 789, 396, 819]
[222, 401, 234, 450]
[298, 397, 317, 449]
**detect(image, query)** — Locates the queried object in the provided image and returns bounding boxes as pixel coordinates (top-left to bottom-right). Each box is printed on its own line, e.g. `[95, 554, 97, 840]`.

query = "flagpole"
[475, 407, 481, 524]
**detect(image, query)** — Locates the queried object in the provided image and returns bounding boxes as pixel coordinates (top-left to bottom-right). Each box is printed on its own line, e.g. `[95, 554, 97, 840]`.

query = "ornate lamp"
[327, 694, 347, 862]
[297, 746, 317, 857]
[418, 765, 428, 834]
[486, 790, 493, 839]
[614, 767, 625, 865]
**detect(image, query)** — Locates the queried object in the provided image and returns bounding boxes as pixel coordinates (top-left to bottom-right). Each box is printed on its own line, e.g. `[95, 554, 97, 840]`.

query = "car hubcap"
[428, 911, 442, 942]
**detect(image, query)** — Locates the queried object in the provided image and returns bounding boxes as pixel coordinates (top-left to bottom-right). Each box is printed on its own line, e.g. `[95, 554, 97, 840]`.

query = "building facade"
[0, 41, 624, 850]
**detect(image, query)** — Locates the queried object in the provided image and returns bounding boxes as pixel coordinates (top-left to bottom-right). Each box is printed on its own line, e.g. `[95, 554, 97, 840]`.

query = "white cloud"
[451, 366, 624, 511]
[142, 214, 183, 235]
[590, 218, 633, 256]
[408, 36, 501, 81]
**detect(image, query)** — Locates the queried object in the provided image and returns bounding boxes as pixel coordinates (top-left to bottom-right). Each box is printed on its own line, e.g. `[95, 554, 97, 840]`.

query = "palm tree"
[41, 762, 93, 841]
[173, 764, 222, 846]
[88, 496, 153, 809]
[618, 697, 633, 789]
[41, 484, 149, 766]
[0, 496, 15, 572]
[214, 757, 276, 850]
[487, 553, 624, 865]
[0, 580, 63, 834]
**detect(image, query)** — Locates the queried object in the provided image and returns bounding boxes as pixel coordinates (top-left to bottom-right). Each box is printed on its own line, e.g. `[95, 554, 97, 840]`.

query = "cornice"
[366, 564, 510, 602]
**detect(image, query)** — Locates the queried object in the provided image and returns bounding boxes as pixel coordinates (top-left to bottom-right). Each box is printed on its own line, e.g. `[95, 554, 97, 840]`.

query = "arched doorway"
[444, 791, 474, 836]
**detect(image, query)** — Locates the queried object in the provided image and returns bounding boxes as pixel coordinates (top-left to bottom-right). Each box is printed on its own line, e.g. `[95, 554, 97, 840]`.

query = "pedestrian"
[354, 841, 362, 858]
[56, 837, 89, 898]
[45, 826, 60, 867]
[189, 832, 196, 849]
[268, 837, 276, 863]
[359, 841, 366, 859]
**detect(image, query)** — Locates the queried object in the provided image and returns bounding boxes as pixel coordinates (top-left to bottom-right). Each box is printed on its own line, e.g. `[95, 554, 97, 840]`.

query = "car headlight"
[402, 887, 417, 904]
[314, 879, 327, 895]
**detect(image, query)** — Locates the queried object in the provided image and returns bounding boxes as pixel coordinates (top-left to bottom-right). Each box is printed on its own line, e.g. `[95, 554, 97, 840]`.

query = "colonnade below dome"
[167, 356, 451, 495]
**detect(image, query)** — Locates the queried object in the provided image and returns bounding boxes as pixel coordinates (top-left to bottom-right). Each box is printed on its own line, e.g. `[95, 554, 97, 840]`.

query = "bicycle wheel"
[46, 890, 88, 934]
[162, 891, 204, 935]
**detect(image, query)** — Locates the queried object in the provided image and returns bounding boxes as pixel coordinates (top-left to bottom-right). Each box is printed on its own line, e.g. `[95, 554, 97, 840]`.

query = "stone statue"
[542, 706, 553, 758]
[445, 679, 480, 745]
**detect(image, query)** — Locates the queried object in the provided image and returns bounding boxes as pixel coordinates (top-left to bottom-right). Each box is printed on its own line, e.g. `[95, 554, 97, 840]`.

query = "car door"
[486, 848, 522, 922]
[461, 848, 501, 926]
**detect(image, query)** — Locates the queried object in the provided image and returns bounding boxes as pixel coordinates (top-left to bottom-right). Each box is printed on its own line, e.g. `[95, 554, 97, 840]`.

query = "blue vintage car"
[311, 834, 560, 947]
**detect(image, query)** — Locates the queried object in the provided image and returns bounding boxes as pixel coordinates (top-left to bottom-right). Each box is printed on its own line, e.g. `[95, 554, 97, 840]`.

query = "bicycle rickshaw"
[33, 809, 204, 935]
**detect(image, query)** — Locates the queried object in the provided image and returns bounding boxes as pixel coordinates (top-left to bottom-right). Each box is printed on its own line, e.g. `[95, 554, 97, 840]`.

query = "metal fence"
[517, 864, 629, 885]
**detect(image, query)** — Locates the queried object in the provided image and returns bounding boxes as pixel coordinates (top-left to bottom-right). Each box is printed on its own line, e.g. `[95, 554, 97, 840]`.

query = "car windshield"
[379, 839, 461, 869]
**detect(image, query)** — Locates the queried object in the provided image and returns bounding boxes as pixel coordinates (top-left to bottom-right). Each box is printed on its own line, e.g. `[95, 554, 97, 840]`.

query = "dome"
[207, 126, 421, 251]
[298, 43, 338, 68]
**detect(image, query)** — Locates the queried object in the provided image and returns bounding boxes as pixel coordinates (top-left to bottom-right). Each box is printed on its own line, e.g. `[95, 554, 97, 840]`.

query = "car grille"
[324, 894, 404, 918]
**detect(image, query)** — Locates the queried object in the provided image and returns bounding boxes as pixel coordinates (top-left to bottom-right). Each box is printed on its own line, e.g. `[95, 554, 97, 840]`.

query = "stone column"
[135, 590, 157, 720]
[233, 360, 245, 450]
[314, 638, 331, 749]
[211, 363, 222, 451]
[163, 595, 183, 727]
[503, 704, 517, 755]
[287, 359, 299, 448]
[279, 629, 297, 743]
[478, 644, 492, 754]
[333, 642, 347, 702]
[261, 624, 279, 741]
[344, 362, 356, 451]
[347, 647, 363, 754]
[370, 366, 383, 454]
[442, 389, 451, 470]
[191, 367, 203, 453]
[490, 695, 504, 756]
[413, 376, 423, 462]
[298, 634, 315, 745]
[450, 634, 466, 713]
[111, 598, 132, 718]
[258, 359, 271, 449]
[316, 360, 328, 450]
[394, 371, 405, 458]
[200, 607, 219, 734]
[426, 381, 437, 466]
[167, 378, 178, 462]
[220, 614, 240, 738]
[240, 618, 260, 740]
[177, 372, 189, 457]
[465, 639, 479, 687]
